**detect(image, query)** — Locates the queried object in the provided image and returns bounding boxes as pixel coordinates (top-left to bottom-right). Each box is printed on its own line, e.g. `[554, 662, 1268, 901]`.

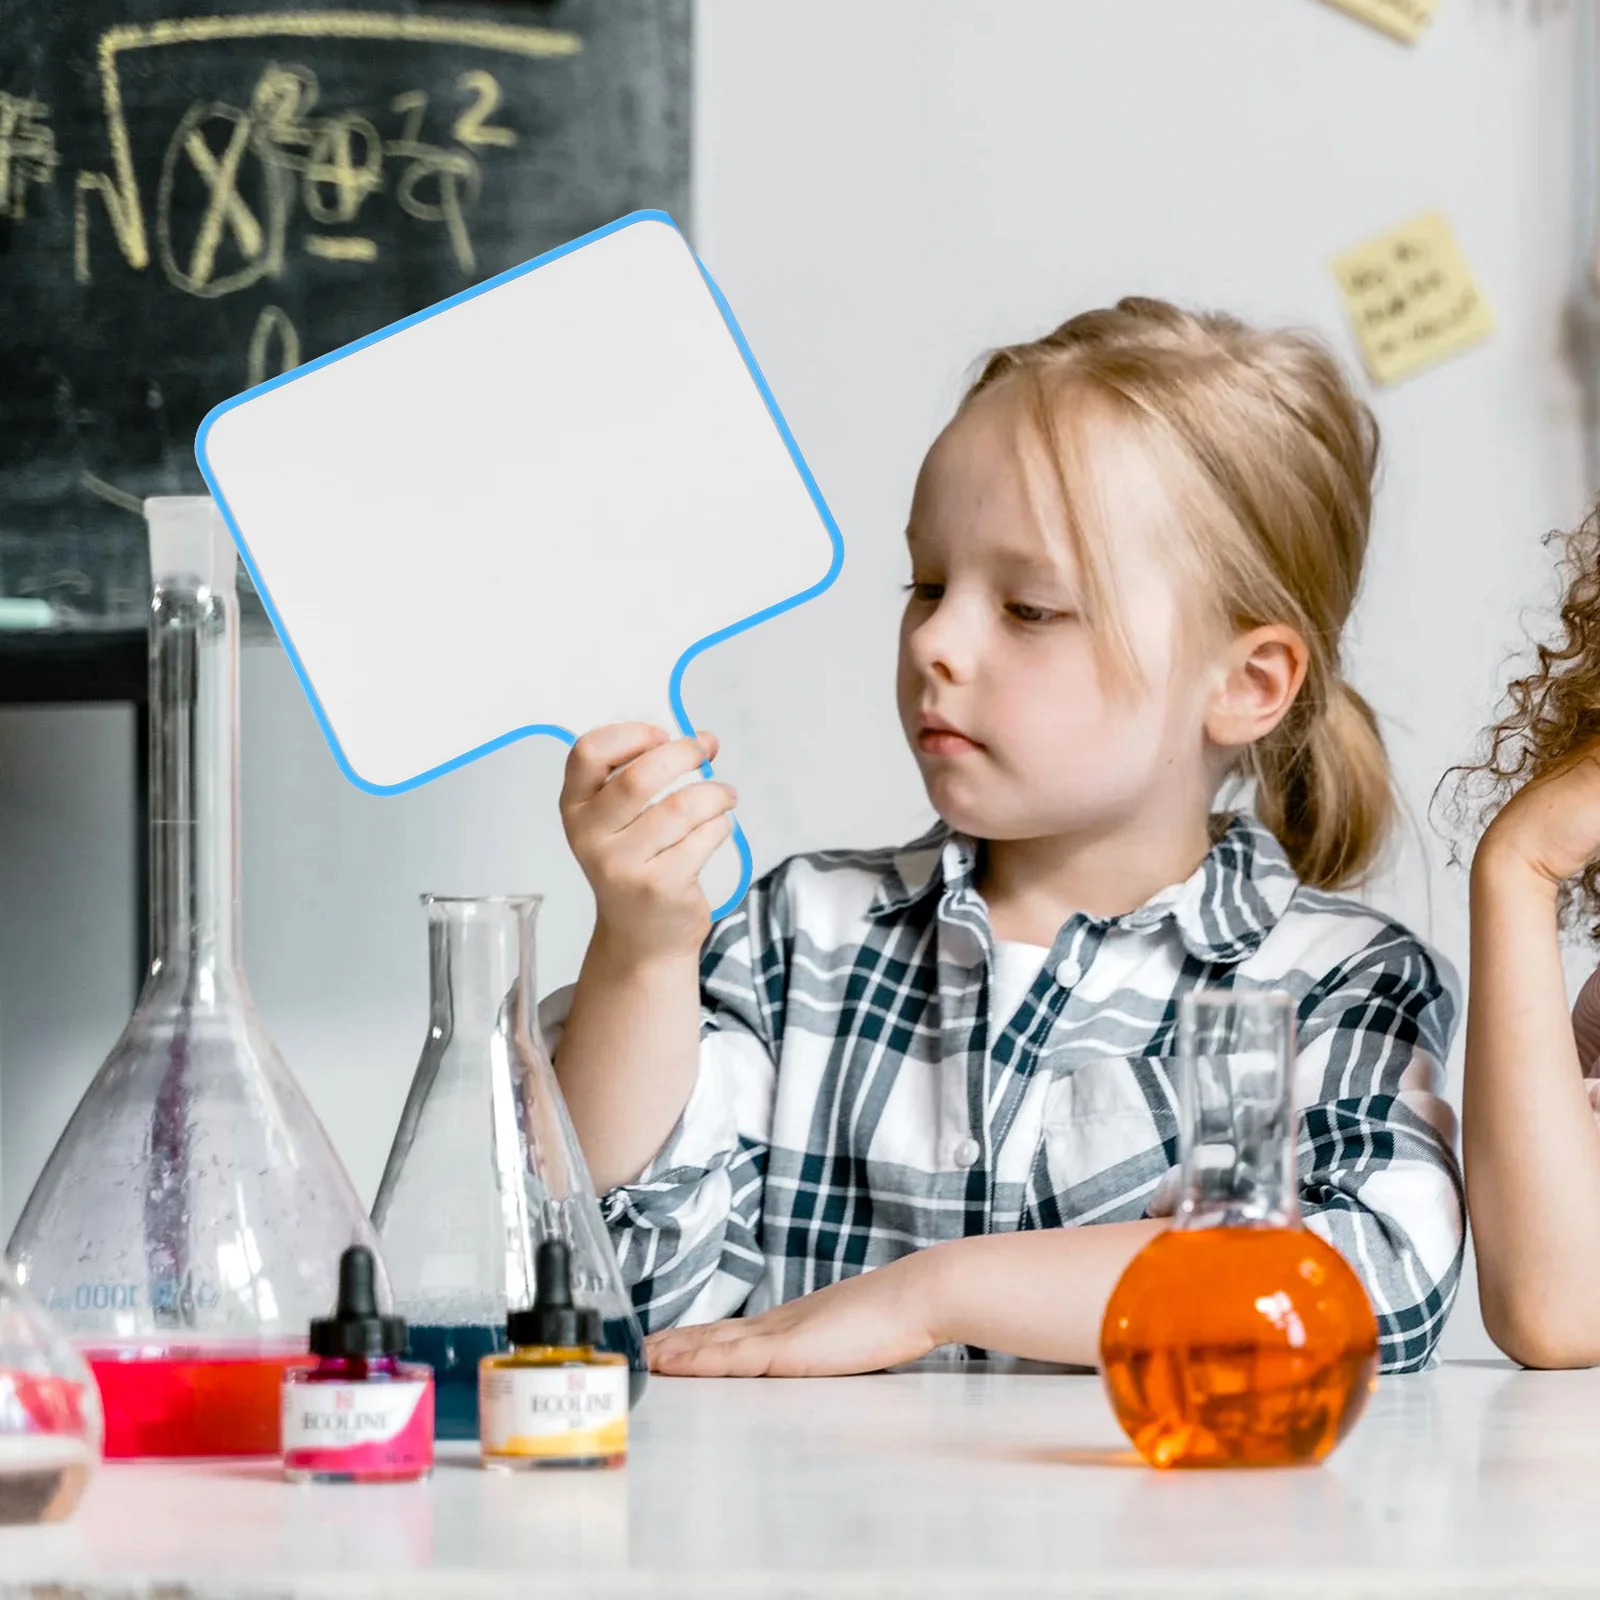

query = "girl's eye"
[1007, 601, 1071, 624]
[902, 582, 943, 603]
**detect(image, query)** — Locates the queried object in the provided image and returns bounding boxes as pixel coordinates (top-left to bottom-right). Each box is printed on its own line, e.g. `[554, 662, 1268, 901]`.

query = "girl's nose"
[908, 601, 974, 685]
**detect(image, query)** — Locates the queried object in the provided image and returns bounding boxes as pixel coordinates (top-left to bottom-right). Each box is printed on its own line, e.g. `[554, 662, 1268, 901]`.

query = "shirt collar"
[866, 811, 1299, 965]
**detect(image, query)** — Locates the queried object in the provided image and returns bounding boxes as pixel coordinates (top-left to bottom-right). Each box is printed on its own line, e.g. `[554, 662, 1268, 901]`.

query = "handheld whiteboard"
[196, 211, 843, 919]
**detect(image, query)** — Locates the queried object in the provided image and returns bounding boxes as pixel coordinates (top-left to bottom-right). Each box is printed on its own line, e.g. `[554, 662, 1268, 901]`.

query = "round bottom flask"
[1099, 991, 1379, 1470]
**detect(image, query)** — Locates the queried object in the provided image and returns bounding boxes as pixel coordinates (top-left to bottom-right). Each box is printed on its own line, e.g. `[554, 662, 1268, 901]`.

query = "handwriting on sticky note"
[1319, 0, 1440, 44]
[1331, 211, 1492, 386]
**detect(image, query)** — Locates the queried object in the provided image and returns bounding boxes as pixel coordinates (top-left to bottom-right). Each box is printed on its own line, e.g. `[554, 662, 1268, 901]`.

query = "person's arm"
[645, 1219, 1167, 1377]
[1466, 749, 1600, 1369]
[553, 723, 736, 1193]
[551, 722, 788, 1333]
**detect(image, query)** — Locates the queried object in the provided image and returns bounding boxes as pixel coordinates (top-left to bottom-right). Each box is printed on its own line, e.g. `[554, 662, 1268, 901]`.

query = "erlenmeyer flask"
[372, 895, 646, 1439]
[7, 496, 384, 1459]
[1099, 990, 1379, 1469]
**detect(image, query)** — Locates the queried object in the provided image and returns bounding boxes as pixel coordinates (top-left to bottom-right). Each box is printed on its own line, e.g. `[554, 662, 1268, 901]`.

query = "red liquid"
[87, 1348, 312, 1458]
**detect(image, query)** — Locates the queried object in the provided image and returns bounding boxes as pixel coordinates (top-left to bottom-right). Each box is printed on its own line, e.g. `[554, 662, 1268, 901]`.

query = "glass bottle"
[479, 1239, 628, 1473]
[281, 1245, 434, 1484]
[1099, 990, 1380, 1469]
[372, 895, 646, 1440]
[7, 495, 385, 1459]
[0, 1259, 102, 1522]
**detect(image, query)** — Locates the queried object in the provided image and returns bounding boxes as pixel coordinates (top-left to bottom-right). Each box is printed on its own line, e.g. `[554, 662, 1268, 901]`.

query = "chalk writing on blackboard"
[1318, 0, 1440, 43]
[0, 92, 58, 219]
[1331, 210, 1493, 385]
[74, 12, 579, 288]
[59, 11, 581, 387]
[0, 0, 690, 627]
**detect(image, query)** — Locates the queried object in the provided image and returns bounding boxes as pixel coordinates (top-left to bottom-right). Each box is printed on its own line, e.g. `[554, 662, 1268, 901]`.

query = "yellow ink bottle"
[478, 1239, 628, 1472]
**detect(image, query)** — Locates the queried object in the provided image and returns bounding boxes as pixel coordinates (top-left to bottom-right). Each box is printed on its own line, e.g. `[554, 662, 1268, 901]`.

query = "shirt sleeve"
[1291, 925, 1464, 1376]
[540, 869, 789, 1335]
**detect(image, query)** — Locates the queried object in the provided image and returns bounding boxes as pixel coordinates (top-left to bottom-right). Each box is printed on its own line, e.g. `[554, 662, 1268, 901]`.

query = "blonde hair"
[960, 295, 1392, 891]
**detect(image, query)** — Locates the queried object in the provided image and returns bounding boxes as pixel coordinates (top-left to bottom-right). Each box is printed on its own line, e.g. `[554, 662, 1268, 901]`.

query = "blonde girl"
[545, 297, 1463, 1377]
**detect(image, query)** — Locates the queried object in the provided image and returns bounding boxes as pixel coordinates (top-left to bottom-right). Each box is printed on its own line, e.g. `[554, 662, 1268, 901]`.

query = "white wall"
[0, 0, 1589, 1362]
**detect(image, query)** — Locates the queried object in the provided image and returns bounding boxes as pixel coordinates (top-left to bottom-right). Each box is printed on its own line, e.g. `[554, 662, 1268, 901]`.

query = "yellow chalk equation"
[1318, 0, 1440, 44]
[0, 92, 59, 220]
[74, 11, 580, 284]
[1331, 211, 1492, 386]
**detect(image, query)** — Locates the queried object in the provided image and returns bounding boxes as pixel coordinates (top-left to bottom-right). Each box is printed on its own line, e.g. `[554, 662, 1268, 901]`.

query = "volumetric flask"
[372, 895, 646, 1438]
[7, 496, 385, 1458]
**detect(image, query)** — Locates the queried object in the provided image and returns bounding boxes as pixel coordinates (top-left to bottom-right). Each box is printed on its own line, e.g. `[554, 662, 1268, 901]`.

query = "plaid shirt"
[545, 813, 1463, 1374]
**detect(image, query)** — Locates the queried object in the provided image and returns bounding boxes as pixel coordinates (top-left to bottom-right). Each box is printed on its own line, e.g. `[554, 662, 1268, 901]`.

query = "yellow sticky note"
[1330, 211, 1493, 386]
[1319, 0, 1440, 44]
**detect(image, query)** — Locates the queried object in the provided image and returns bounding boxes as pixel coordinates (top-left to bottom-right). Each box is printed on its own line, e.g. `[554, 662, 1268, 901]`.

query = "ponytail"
[1253, 679, 1394, 890]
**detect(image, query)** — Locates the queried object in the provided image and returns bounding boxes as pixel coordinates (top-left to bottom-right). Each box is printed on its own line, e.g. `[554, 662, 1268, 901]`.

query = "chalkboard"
[0, 0, 690, 629]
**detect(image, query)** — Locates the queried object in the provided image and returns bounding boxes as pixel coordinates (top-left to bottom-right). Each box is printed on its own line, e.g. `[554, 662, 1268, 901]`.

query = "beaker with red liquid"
[1099, 990, 1379, 1469]
[7, 497, 384, 1459]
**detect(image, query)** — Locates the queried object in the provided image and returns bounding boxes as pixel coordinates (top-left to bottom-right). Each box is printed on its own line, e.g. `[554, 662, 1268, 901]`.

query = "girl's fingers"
[561, 723, 671, 809]
[662, 811, 737, 883]
[650, 1332, 770, 1378]
[626, 784, 737, 864]
[645, 1315, 753, 1369]
[585, 732, 722, 833]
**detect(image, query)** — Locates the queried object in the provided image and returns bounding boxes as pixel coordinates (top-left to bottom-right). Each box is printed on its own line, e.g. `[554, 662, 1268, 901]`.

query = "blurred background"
[0, 0, 1587, 1362]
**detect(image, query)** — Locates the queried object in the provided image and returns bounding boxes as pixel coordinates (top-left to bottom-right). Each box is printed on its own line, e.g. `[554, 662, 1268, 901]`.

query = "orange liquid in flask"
[1100, 1226, 1379, 1470]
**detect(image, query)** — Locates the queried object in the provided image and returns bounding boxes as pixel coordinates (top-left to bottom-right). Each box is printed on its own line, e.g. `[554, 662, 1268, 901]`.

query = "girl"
[1462, 510, 1600, 1369]
[546, 297, 1463, 1378]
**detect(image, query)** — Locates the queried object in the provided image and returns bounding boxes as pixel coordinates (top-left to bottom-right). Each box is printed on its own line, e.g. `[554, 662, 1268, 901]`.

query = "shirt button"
[953, 1137, 982, 1169]
[1055, 956, 1082, 989]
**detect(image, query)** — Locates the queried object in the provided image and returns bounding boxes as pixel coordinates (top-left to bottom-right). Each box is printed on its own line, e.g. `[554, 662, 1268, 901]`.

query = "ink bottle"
[479, 1240, 628, 1472]
[281, 1246, 434, 1483]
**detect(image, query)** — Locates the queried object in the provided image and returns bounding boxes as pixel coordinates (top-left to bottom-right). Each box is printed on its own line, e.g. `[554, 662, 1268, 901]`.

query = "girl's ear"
[1205, 624, 1310, 753]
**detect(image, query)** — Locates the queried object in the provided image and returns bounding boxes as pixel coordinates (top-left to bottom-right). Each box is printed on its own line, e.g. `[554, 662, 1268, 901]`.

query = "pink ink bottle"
[281, 1246, 434, 1484]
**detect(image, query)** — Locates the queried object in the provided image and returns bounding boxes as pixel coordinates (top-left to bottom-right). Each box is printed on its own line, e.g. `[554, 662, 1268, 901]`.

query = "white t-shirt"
[990, 941, 1051, 1030]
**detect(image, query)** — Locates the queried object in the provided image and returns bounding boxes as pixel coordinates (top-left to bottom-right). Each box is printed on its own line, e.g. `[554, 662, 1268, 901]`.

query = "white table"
[0, 1360, 1596, 1597]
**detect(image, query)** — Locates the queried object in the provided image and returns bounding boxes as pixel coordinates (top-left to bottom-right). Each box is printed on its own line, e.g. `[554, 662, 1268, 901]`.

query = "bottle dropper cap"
[507, 1239, 602, 1349]
[309, 1245, 407, 1358]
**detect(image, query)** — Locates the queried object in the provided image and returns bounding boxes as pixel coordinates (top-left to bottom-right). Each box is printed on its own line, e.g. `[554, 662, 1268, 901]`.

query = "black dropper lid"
[309, 1245, 407, 1358]
[506, 1239, 602, 1349]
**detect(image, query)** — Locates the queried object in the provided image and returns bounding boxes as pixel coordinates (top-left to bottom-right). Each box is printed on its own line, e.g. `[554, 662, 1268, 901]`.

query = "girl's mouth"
[917, 717, 984, 757]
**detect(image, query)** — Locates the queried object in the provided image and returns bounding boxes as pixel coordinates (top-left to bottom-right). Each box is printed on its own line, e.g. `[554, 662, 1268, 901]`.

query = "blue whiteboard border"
[195, 209, 846, 922]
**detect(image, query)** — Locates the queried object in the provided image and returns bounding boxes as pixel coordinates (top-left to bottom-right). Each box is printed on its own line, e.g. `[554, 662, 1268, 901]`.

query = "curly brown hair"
[1453, 504, 1600, 935]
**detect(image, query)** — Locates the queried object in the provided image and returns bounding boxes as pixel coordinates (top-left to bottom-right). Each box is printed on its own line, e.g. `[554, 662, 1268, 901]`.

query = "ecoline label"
[281, 1379, 433, 1474]
[479, 1365, 628, 1459]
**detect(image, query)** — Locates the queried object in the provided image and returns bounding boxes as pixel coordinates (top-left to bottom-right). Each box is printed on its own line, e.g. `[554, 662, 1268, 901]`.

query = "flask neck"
[426, 898, 541, 1041]
[146, 564, 244, 995]
[1174, 995, 1300, 1231]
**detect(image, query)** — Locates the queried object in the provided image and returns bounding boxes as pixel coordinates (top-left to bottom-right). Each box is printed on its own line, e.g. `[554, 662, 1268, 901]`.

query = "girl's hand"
[645, 1255, 942, 1378]
[560, 722, 737, 965]
[1479, 742, 1600, 892]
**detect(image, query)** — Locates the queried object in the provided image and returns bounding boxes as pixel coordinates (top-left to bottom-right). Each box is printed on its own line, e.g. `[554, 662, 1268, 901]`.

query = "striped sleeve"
[1292, 926, 1464, 1374]
[598, 866, 790, 1333]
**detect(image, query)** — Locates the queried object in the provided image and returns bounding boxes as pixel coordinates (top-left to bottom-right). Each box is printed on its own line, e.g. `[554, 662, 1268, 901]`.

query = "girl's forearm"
[922, 1219, 1168, 1367]
[552, 928, 702, 1194]
[1466, 842, 1600, 1368]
